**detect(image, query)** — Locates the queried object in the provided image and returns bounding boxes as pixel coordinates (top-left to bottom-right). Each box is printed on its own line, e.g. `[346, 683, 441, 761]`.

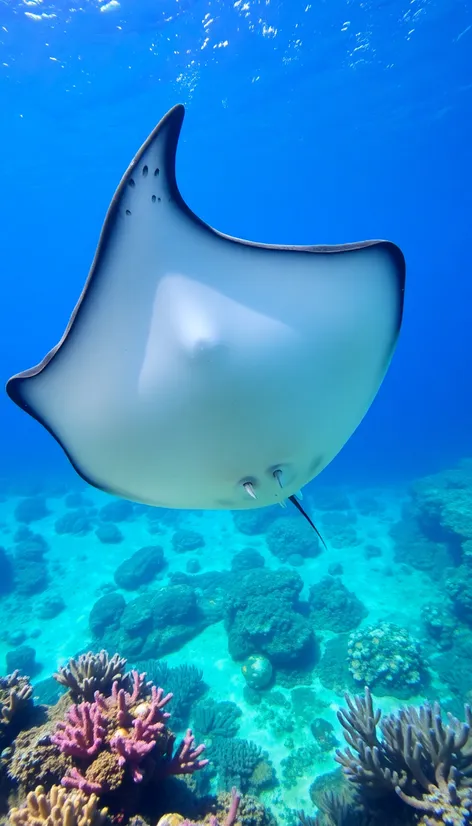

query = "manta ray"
[6, 104, 405, 533]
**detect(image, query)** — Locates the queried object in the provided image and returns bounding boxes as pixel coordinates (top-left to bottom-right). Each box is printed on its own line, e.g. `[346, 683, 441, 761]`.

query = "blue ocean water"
[0, 1, 471, 824]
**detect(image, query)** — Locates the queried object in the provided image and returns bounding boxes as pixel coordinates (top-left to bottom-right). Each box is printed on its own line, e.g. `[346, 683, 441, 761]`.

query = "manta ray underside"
[6, 104, 406, 528]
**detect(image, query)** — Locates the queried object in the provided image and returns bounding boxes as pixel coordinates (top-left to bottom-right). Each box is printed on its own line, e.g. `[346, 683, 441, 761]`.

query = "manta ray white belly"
[6, 104, 405, 510]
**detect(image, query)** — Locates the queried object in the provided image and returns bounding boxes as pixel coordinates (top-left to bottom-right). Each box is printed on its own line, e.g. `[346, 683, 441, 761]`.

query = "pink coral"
[53, 670, 207, 794]
[162, 729, 208, 776]
[61, 767, 104, 795]
[51, 700, 106, 758]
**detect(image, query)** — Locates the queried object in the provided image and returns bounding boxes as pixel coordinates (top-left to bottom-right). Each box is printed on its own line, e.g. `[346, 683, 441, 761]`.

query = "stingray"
[6, 104, 405, 533]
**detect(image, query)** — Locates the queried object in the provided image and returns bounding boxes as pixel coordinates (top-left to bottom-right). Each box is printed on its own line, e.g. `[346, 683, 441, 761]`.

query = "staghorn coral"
[8, 783, 108, 826]
[53, 652, 127, 702]
[396, 761, 472, 826]
[52, 701, 106, 760]
[335, 687, 472, 825]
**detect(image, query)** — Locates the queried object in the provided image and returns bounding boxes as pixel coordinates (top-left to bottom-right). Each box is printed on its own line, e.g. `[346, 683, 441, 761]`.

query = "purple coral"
[110, 687, 172, 782]
[162, 728, 208, 776]
[53, 669, 207, 794]
[110, 720, 157, 782]
[107, 675, 172, 728]
[61, 767, 104, 795]
[51, 700, 105, 758]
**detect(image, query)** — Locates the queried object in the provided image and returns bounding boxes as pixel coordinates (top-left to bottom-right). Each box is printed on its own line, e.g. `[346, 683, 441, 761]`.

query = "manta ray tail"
[289, 495, 327, 550]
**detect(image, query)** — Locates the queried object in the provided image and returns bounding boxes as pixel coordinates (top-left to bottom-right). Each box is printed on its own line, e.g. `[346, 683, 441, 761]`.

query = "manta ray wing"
[6, 104, 405, 510]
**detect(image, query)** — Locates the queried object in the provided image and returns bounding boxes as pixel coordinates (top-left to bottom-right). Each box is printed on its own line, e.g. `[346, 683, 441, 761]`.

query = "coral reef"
[230, 549, 265, 572]
[7, 646, 39, 677]
[446, 567, 472, 625]
[135, 662, 206, 730]
[13, 530, 49, 596]
[37, 594, 65, 620]
[96, 585, 209, 661]
[89, 595, 126, 639]
[231, 507, 281, 536]
[0, 652, 277, 826]
[209, 737, 276, 795]
[308, 577, 367, 632]
[281, 744, 320, 789]
[53, 652, 127, 702]
[114, 546, 166, 590]
[7, 721, 73, 792]
[310, 719, 339, 752]
[95, 524, 123, 545]
[192, 699, 241, 741]
[14, 497, 50, 525]
[50, 670, 207, 794]
[158, 787, 241, 826]
[171, 530, 205, 554]
[0, 671, 33, 746]
[334, 687, 472, 826]
[241, 656, 273, 690]
[8, 784, 108, 826]
[0, 546, 13, 595]
[55, 509, 95, 537]
[347, 622, 426, 698]
[98, 500, 135, 523]
[225, 568, 316, 668]
[315, 635, 357, 696]
[410, 460, 472, 547]
[421, 602, 455, 651]
[265, 517, 321, 562]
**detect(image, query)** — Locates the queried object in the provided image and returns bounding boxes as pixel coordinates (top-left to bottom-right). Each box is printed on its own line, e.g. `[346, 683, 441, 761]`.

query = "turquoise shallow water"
[1, 461, 471, 822]
[1, 1, 471, 824]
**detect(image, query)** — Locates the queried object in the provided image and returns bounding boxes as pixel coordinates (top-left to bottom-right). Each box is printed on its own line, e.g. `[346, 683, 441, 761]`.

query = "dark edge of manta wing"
[289, 495, 328, 550]
[6, 103, 187, 398]
[5, 104, 189, 498]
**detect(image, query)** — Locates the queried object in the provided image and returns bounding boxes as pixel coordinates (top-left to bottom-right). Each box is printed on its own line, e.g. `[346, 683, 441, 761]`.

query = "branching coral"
[1, 671, 33, 725]
[0, 670, 33, 749]
[52, 701, 106, 759]
[51, 669, 208, 796]
[8, 784, 108, 826]
[53, 651, 127, 702]
[136, 661, 206, 729]
[396, 762, 472, 826]
[335, 687, 472, 825]
[298, 788, 369, 826]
